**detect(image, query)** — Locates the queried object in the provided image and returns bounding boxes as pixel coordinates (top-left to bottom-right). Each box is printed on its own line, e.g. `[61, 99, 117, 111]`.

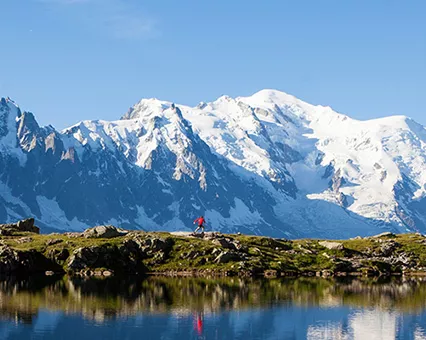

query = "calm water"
[0, 276, 426, 339]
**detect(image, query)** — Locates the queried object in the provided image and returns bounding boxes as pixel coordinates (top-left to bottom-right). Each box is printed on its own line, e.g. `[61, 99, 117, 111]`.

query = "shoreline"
[1, 219, 426, 278]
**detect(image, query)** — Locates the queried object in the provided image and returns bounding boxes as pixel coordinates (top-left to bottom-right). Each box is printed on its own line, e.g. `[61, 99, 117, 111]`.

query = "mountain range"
[1, 90, 426, 238]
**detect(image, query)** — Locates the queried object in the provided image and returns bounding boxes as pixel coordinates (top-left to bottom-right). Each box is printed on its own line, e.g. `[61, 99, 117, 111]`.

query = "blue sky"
[1, 0, 425, 129]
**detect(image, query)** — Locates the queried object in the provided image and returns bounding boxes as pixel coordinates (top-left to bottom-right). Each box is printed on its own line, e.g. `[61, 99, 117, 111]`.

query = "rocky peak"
[121, 98, 172, 120]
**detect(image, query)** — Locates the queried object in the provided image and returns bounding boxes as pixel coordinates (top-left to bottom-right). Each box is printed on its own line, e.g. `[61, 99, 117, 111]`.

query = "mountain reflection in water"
[0, 276, 426, 339]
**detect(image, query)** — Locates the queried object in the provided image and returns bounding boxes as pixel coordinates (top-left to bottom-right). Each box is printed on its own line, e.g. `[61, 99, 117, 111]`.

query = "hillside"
[0, 220, 425, 277]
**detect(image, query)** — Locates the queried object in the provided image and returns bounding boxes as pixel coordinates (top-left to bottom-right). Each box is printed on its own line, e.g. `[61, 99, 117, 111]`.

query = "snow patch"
[36, 196, 89, 231]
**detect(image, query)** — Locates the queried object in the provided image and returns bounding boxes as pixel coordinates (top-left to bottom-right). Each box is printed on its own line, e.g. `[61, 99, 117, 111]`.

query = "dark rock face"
[67, 244, 147, 274]
[65, 232, 174, 274]
[0, 244, 58, 274]
[0, 218, 40, 235]
[46, 248, 69, 265]
[212, 238, 238, 250]
[17, 219, 40, 233]
[380, 240, 400, 257]
[128, 236, 174, 259]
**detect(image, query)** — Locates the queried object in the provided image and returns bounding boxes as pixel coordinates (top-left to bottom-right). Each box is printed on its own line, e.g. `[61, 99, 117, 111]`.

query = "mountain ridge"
[1, 90, 425, 238]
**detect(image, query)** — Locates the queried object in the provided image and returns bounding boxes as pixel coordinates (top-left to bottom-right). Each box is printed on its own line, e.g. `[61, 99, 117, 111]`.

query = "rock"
[17, 219, 40, 233]
[211, 248, 221, 256]
[319, 241, 344, 250]
[264, 270, 278, 277]
[64, 232, 83, 238]
[380, 240, 400, 256]
[388, 252, 414, 268]
[47, 248, 69, 264]
[68, 247, 99, 270]
[196, 258, 206, 265]
[67, 244, 147, 274]
[259, 237, 290, 250]
[214, 251, 241, 264]
[370, 232, 395, 238]
[350, 236, 363, 240]
[83, 225, 127, 239]
[298, 244, 315, 254]
[152, 251, 167, 263]
[0, 218, 40, 235]
[251, 247, 262, 255]
[46, 239, 63, 246]
[127, 236, 174, 261]
[181, 249, 200, 259]
[333, 259, 353, 272]
[212, 238, 237, 250]
[202, 232, 222, 240]
[142, 237, 173, 252]
[190, 232, 205, 239]
[0, 244, 51, 273]
[16, 237, 33, 244]
[0, 229, 13, 236]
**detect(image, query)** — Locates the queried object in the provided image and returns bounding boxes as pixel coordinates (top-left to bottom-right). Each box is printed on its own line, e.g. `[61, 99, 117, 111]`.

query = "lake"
[0, 275, 425, 339]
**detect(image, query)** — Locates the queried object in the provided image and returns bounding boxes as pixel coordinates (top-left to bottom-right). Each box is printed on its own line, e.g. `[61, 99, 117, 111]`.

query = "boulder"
[142, 237, 173, 252]
[0, 218, 40, 235]
[47, 248, 70, 265]
[0, 244, 52, 273]
[64, 232, 83, 238]
[68, 247, 99, 270]
[129, 236, 174, 256]
[212, 238, 237, 250]
[67, 244, 147, 274]
[214, 251, 241, 264]
[16, 237, 33, 244]
[380, 240, 400, 256]
[370, 232, 395, 238]
[319, 241, 344, 250]
[46, 239, 63, 246]
[17, 218, 40, 233]
[181, 249, 201, 260]
[83, 225, 127, 239]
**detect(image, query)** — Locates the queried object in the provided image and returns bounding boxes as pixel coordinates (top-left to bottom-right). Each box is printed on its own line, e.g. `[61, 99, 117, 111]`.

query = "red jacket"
[194, 217, 205, 226]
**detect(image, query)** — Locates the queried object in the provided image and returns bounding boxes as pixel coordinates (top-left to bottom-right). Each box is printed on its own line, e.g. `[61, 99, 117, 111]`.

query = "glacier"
[0, 90, 425, 238]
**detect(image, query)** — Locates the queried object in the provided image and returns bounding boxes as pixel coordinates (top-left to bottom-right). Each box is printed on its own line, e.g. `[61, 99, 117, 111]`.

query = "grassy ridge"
[1, 230, 425, 277]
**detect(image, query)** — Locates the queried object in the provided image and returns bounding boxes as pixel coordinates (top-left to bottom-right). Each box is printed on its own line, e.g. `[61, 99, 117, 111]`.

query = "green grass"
[1, 231, 426, 276]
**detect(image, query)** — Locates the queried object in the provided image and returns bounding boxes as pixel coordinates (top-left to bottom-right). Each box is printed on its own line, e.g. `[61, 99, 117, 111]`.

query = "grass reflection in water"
[1, 275, 426, 324]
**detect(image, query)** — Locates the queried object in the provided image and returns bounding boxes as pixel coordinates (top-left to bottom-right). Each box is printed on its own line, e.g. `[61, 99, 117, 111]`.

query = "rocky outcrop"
[0, 218, 40, 235]
[369, 232, 395, 238]
[319, 241, 344, 250]
[0, 244, 58, 274]
[67, 244, 146, 275]
[83, 225, 127, 239]
[214, 251, 241, 264]
[0, 222, 425, 277]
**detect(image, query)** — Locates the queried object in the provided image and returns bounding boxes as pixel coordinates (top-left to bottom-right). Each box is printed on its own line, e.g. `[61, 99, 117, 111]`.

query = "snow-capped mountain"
[1, 90, 425, 238]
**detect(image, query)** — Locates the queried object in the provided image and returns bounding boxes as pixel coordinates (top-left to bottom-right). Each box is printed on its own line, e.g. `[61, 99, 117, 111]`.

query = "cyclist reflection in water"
[194, 312, 203, 336]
